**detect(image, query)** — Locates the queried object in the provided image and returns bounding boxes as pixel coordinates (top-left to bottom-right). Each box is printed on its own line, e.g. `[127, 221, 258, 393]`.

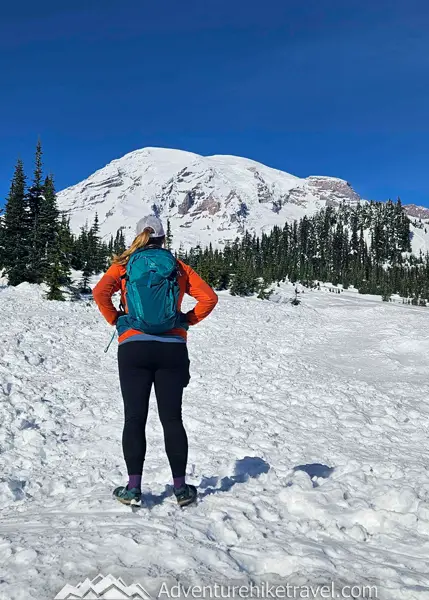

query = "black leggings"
[118, 341, 190, 478]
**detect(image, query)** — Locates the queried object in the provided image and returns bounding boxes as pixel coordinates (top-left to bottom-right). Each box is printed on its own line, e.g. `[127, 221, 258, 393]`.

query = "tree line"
[181, 199, 429, 305]
[0, 143, 127, 299]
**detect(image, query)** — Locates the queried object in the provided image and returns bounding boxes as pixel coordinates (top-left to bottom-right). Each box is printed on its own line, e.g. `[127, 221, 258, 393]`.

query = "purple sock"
[173, 476, 186, 490]
[128, 475, 142, 490]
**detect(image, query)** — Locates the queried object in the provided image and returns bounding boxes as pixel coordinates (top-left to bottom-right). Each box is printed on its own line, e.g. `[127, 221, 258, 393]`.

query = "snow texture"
[1, 282, 429, 599]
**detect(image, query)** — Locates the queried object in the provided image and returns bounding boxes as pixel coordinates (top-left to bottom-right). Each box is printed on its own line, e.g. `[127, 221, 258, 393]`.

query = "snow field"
[0, 283, 429, 599]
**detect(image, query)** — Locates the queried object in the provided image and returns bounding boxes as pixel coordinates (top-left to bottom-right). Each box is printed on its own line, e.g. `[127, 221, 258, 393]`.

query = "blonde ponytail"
[112, 228, 153, 266]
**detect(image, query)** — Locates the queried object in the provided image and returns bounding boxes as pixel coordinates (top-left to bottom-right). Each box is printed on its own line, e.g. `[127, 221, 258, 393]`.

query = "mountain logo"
[54, 573, 152, 599]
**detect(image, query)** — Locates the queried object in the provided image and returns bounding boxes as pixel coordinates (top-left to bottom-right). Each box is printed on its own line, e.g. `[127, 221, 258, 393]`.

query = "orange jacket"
[93, 259, 218, 343]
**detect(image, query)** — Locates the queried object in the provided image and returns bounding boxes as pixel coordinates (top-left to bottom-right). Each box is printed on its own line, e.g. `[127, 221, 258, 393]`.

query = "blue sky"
[1, 0, 429, 207]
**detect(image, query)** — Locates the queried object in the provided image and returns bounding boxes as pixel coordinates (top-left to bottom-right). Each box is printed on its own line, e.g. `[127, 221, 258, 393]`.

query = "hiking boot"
[113, 485, 142, 506]
[174, 483, 197, 507]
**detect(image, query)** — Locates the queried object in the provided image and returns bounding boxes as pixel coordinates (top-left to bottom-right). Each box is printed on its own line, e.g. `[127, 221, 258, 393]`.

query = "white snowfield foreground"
[1, 282, 429, 599]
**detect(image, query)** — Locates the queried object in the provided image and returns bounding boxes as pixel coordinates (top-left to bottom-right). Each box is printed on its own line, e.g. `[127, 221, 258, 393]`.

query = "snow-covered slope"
[408, 216, 429, 257]
[57, 148, 362, 248]
[1, 283, 429, 599]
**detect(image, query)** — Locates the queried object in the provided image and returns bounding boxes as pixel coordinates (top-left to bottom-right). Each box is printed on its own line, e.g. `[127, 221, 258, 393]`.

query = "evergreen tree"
[38, 175, 60, 280]
[77, 214, 108, 278]
[58, 215, 74, 267]
[80, 261, 92, 294]
[113, 228, 126, 256]
[166, 219, 173, 250]
[230, 262, 256, 296]
[88, 213, 101, 271]
[2, 159, 30, 286]
[44, 180, 72, 300]
[45, 215, 72, 301]
[177, 242, 186, 261]
[108, 235, 114, 256]
[0, 207, 4, 270]
[28, 140, 43, 221]
[71, 223, 89, 271]
[76, 214, 108, 291]
[26, 140, 45, 283]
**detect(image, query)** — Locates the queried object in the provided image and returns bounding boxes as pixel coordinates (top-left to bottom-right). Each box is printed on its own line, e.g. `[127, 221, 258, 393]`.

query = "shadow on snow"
[292, 463, 335, 487]
[140, 460, 334, 507]
[199, 456, 270, 498]
[141, 456, 270, 507]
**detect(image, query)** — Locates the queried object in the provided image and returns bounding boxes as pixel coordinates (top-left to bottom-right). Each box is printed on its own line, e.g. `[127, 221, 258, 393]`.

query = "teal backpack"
[118, 247, 182, 335]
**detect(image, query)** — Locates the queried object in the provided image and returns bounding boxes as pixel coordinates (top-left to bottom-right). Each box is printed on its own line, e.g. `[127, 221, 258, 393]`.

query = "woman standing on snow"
[93, 216, 218, 507]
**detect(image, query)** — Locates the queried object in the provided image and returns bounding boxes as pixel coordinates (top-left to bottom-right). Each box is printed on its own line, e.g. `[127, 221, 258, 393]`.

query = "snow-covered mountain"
[405, 204, 429, 220]
[57, 147, 363, 247]
[57, 147, 429, 254]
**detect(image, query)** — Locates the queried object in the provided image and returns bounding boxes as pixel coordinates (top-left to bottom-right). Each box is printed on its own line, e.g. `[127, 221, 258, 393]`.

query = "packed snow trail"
[1, 283, 429, 599]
